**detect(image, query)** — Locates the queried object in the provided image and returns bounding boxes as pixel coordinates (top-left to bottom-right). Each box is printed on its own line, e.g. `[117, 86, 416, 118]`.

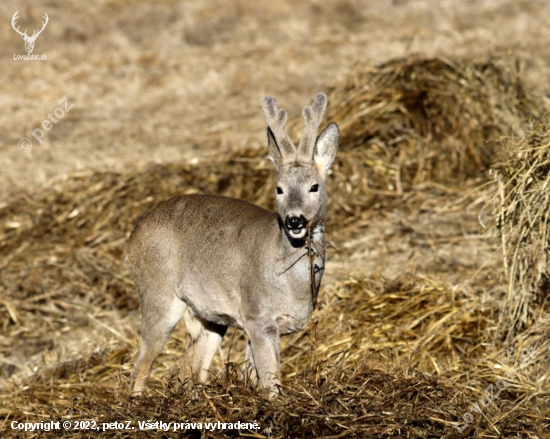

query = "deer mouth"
[284, 215, 308, 239]
[286, 224, 307, 239]
[285, 215, 308, 239]
[288, 225, 307, 239]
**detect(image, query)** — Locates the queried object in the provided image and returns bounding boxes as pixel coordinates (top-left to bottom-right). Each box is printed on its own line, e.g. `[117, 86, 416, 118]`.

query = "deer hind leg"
[131, 292, 186, 396]
[181, 307, 227, 383]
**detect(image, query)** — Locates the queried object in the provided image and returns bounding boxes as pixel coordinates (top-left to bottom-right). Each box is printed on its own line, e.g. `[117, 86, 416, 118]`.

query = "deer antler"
[262, 96, 296, 158]
[11, 11, 28, 39]
[297, 93, 328, 162]
[30, 13, 49, 39]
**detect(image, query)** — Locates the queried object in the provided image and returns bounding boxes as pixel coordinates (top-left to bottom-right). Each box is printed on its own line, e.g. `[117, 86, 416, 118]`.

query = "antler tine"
[34, 13, 49, 37]
[262, 96, 296, 157]
[297, 92, 328, 162]
[11, 11, 28, 38]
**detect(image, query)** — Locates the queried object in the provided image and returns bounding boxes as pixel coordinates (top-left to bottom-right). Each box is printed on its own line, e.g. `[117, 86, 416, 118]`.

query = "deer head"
[12, 11, 49, 54]
[262, 93, 339, 240]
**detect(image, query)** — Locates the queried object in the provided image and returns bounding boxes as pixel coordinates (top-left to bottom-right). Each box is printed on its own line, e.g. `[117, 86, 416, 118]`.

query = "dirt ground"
[1, 0, 550, 437]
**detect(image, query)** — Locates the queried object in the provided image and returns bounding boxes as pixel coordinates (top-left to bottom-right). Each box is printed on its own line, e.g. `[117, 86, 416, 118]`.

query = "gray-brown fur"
[128, 93, 339, 396]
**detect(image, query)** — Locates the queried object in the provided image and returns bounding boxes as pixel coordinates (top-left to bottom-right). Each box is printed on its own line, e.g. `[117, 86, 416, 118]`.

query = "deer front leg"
[241, 340, 258, 385]
[246, 320, 281, 397]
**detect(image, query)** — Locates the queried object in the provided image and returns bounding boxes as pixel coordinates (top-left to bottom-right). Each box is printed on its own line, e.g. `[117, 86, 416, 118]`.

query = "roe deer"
[128, 92, 339, 396]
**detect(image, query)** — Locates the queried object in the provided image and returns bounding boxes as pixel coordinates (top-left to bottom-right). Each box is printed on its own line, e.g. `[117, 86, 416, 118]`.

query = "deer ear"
[267, 127, 283, 168]
[21, 34, 26, 40]
[314, 123, 339, 171]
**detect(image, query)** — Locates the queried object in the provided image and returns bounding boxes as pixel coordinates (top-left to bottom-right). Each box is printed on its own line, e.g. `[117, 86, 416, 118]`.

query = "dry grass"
[1, 344, 479, 438]
[1, 271, 548, 437]
[3, 0, 550, 199]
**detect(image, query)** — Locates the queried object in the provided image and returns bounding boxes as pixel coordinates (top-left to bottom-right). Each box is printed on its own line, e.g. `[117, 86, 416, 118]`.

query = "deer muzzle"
[285, 215, 308, 239]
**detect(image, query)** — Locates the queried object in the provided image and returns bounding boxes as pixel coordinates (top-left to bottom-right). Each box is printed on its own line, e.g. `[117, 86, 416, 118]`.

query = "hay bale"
[492, 122, 550, 337]
[322, 55, 540, 189]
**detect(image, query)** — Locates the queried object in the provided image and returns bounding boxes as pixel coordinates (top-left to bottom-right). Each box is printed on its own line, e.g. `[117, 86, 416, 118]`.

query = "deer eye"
[276, 187, 283, 195]
[310, 184, 319, 193]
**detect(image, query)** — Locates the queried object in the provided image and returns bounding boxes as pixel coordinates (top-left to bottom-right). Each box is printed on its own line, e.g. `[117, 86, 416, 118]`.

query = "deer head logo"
[12, 11, 49, 54]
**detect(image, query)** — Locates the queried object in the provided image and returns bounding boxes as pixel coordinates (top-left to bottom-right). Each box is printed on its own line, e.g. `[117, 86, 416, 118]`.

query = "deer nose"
[285, 215, 306, 230]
